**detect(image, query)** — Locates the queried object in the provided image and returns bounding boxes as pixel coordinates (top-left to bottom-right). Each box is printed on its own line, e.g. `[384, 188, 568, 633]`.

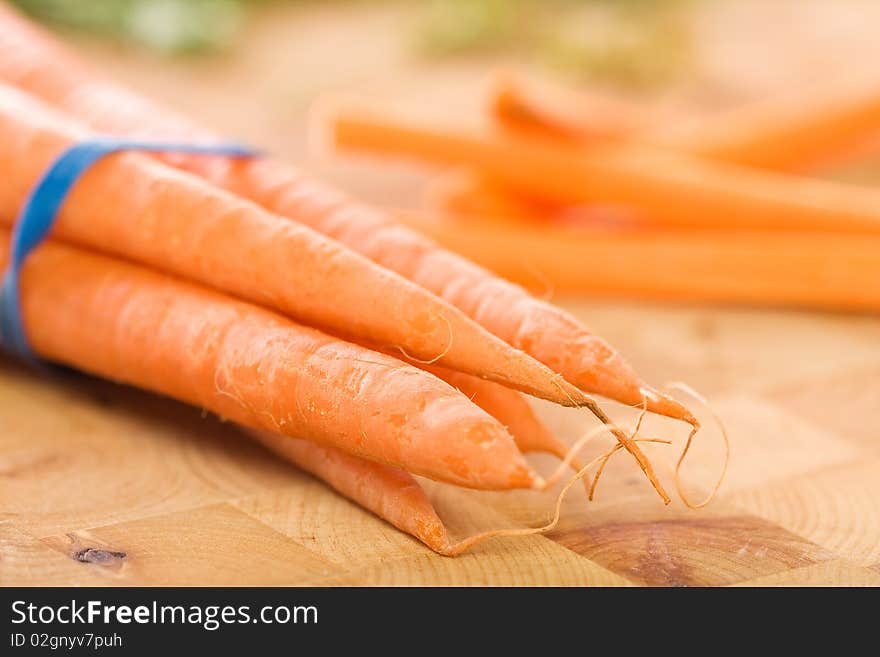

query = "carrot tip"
[639, 385, 700, 427]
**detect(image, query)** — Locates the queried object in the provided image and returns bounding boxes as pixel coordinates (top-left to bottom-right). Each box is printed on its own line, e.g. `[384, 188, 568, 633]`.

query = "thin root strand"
[667, 381, 730, 509]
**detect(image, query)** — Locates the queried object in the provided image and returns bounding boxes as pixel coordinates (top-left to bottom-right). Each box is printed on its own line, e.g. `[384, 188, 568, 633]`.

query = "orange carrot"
[491, 71, 651, 144]
[492, 71, 880, 172]
[425, 168, 638, 230]
[251, 366, 586, 552]
[249, 425, 634, 556]
[325, 325, 591, 486]
[425, 169, 556, 222]
[453, 72, 880, 227]
[394, 209, 880, 310]
[0, 7, 690, 496]
[665, 88, 880, 172]
[422, 364, 580, 466]
[327, 104, 880, 235]
[254, 367, 596, 553]
[0, 84, 591, 409]
[2, 229, 540, 490]
[248, 430, 450, 552]
[327, 329, 586, 478]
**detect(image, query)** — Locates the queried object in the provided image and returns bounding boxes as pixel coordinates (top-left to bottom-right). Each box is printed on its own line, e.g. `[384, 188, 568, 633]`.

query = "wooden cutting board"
[2, 0, 880, 586]
[3, 302, 879, 586]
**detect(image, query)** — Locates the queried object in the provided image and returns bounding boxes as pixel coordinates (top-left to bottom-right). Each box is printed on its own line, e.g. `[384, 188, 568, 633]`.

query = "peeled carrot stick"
[451, 72, 880, 224]
[426, 168, 637, 230]
[395, 209, 880, 310]
[427, 172, 565, 224]
[328, 105, 880, 235]
[665, 88, 880, 172]
[491, 71, 650, 144]
[425, 169, 555, 222]
[0, 85, 591, 409]
[492, 71, 880, 172]
[0, 7, 689, 497]
[2, 230, 541, 490]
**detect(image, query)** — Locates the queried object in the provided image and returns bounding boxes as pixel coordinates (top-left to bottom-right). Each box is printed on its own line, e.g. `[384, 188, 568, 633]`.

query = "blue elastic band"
[0, 138, 257, 363]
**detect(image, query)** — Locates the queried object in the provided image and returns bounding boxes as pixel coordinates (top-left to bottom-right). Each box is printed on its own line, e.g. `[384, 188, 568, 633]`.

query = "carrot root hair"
[438, 430, 662, 556]
[391, 312, 454, 365]
[589, 400, 646, 500]
[537, 428, 603, 492]
[667, 381, 731, 509]
[531, 433, 592, 496]
[549, 375, 671, 503]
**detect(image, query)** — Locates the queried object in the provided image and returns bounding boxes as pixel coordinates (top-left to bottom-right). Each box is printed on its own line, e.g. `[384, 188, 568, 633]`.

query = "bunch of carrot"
[0, 3, 716, 555]
[322, 71, 880, 311]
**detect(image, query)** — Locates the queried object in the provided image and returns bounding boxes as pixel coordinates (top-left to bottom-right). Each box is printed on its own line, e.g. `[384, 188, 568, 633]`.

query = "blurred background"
[12, 0, 880, 202]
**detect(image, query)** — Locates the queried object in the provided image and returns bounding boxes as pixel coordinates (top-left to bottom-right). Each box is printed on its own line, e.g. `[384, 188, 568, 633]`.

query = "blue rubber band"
[0, 138, 258, 363]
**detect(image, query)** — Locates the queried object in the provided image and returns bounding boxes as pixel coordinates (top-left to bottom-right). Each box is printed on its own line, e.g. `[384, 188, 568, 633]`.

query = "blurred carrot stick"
[394, 209, 880, 309]
[425, 169, 637, 228]
[327, 105, 880, 234]
[491, 72, 880, 172]
[491, 72, 651, 144]
[425, 169, 556, 222]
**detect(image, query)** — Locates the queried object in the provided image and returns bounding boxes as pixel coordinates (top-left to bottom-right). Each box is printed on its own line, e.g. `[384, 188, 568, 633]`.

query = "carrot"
[0, 7, 690, 498]
[449, 72, 880, 229]
[491, 71, 651, 144]
[327, 104, 880, 235]
[251, 367, 599, 553]
[425, 169, 557, 223]
[2, 229, 541, 490]
[248, 430, 450, 552]
[492, 71, 880, 172]
[5, 236, 650, 552]
[249, 423, 644, 556]
[422, 364, 582, 467]
[394, 209, 880, 310]
[250, 366, 582, 552]
[425, 168, 638, 230]
[351, 334, 576, 465]
[0, 84, 592, 409]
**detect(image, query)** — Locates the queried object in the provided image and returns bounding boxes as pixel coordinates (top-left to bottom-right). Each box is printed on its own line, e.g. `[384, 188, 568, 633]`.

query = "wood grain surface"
[2, 0, 880, 586]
